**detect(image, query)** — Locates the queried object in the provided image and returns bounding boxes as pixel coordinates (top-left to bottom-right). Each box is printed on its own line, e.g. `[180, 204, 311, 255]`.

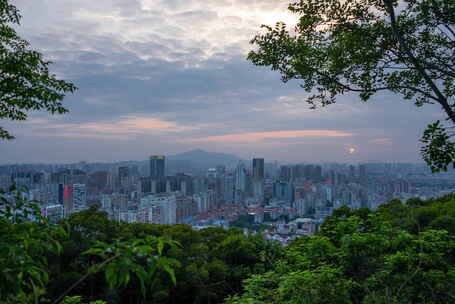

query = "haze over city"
[0, 0, 445, 164]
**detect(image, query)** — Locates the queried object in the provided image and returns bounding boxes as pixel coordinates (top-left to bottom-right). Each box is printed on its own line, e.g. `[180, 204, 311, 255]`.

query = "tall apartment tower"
[72, 184, 87, 213]
[63, 185, 72, 215]
[252, 158, 265, 201]
[235, 162, 247, 192]
[252, 158, 265, 180]
[150, 155, 165, 179]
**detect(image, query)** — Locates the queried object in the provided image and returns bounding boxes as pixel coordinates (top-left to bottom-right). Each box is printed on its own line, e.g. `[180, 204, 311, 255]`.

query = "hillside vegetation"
[1, 187, 454, 303]
[229, 195, 455, 303]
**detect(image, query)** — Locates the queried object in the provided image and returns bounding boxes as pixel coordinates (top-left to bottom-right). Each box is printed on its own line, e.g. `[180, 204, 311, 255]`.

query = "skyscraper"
[279, 166, 291, 182]
[235, 162, 247, 192]
[273, 181, 294, 203]
[252, 158, 265, 200]
[150, 155, 165, 179]
[118, 166, 130, 188]
[252, 158, 265, 180]
[72, 183, 87, 213]
[216, 165, 226, 177]
[63, 185, 72, 215]
[223, 174, 235, 203]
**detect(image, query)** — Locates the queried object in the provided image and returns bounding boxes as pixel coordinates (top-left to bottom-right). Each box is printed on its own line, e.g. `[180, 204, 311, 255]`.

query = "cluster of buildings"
[1, 157, 454, 240]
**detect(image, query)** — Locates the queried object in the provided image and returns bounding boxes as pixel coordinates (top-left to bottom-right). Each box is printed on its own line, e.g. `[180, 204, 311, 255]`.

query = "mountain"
[168, 149, 244, 168]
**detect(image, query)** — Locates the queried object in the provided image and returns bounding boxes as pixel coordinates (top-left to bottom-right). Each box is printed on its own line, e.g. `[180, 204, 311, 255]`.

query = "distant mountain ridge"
[168, 149, 244, 167]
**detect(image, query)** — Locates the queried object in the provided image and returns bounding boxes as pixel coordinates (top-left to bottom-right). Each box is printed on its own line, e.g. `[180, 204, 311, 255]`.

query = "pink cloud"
[182, 130, 353, 144]
[28, 116, 198, 139]
[71, 117, 180, 134]
[31, 131, 134, 140]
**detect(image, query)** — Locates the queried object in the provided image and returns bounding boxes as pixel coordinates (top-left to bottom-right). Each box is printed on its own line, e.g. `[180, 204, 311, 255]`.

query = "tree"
[228, 195, 455, 304]
[248, 0, 455, 171]
[0, 187, 180, 304]
[0, 185, 66, 303]
[0, 0, 76, 139]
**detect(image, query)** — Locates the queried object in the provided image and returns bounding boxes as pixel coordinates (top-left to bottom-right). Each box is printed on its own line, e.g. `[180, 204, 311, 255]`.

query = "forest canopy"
[1, 186, 454, 304]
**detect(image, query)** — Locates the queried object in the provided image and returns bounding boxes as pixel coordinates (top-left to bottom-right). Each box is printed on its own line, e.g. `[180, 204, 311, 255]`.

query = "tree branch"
[51, 254, 120, 304]
[311, 68, 440, 103]
[443, 24, 455, 40]
[383, 0, 455, 124]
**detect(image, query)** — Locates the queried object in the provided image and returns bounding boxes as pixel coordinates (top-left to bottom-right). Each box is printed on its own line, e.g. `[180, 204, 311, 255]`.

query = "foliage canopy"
[1, 188, 455, 304]
[229, 194, 455, 304]
[0, 186, 283, 304]
[248, 0, 455, 171]
[0, 0, 76, 139]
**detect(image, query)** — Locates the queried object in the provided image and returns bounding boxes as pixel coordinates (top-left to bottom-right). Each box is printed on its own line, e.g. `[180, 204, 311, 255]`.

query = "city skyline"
[2, 153, 451, 227]
[0, 0, 445, 164]
[1, 148, 453, 245]
[0, 148, 431, 166]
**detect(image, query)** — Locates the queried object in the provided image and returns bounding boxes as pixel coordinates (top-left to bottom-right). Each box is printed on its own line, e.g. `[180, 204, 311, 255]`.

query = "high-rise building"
[150, 155, 165, 179]
[101, 195, 112, 210]
[263, 178, 274, 202]
[175, 195, 197, 222]
[160, 197, 177, 225]
[252, 158, 264, 200]
[234, 163, 247, 204]
[216, 165, 226, 177]
[273, 181, 294, 203]
[112, 193, 129, 211]
[118, 166, 130, 188]
[207, 168, 217, 178]
[63, 185, 72, 215]
[252, 180, 264, 201]
[88, 171, 108, 190]
[223, 174, 235, 203]
[291, 165, 303, 181]
[252, 158, 265, 180]
[303, 165, 314, 180]
[193, 177, 208, 194]
[279, 166, 291, 182]
[57, 183, 64, 204]
[139, 177, 152, 194]
[313, 165, 323, 181]
[139, 193, 177, 224]
[72, 184, 87, 212]
[235, 163, 247, 192]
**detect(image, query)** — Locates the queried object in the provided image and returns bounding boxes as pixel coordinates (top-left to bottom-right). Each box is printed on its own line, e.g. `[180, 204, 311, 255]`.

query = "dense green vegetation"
[229, 195, 455, 304]
[0, 186, 283, 304]
[2, 186, 455, 303]
[48, 209, 282, 304]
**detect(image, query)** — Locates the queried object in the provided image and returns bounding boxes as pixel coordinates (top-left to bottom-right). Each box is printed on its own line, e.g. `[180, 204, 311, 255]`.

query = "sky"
[0, 0, 445, 164]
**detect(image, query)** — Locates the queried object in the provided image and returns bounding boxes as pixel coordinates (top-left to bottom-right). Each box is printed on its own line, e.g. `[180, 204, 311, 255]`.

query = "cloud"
[24, 115, 200, 140]
[15, 0, 296, 64]
[0, 0, 445, 164]
[182, 130, 354, 144]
